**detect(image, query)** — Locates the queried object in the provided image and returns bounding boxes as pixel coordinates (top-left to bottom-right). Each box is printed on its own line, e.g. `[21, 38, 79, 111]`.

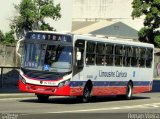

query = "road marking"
[48, 103, 160, 113]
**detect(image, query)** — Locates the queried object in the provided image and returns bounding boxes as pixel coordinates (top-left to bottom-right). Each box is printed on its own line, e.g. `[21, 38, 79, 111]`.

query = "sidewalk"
[0, 93, 35, 99]
[0, 87, 35, 99]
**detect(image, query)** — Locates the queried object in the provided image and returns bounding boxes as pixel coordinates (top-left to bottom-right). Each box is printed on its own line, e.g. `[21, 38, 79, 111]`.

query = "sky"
[0, 0, 72, 33]
[0, 0, 20, 32]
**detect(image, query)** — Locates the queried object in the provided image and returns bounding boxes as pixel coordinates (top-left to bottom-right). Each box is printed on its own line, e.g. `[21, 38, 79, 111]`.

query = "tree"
[3, 30, 15, 44]
[132, 0, 160, 46]
[154, 34, 160, 47]
[0, 30, 4, 42]
[11, 0, 61, 39]
[0, 30, 15, 44]
[138, 27, 154, 43]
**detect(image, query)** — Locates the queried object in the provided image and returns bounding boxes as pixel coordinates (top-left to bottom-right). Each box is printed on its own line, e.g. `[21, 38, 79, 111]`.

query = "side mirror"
[76, 51, 81, 61]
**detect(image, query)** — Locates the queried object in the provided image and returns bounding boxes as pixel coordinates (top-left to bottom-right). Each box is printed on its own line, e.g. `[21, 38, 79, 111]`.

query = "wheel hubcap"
[128, 85, 132, 97]
[84, 88, 89, 98]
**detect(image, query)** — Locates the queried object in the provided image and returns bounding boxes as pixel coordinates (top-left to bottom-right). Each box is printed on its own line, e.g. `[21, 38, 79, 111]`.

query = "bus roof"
[74, 34, 154, 48]
[29, 30, 72, 35]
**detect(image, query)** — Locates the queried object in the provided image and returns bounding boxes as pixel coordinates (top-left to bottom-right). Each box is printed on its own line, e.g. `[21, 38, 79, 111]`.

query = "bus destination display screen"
[26, 32, 72, 43]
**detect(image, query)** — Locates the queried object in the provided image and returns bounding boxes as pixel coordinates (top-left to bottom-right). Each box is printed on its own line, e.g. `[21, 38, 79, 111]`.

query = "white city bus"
[17, 31, 154, 102]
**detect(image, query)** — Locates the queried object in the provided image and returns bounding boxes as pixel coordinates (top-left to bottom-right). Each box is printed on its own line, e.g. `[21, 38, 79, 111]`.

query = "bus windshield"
[22, 43, 72, 73]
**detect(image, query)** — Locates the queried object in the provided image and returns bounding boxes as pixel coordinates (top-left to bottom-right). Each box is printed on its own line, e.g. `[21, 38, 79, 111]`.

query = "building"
[72, 0, 134, 21]
[72, 20, 144, 40]
[72, 0, 144, 40]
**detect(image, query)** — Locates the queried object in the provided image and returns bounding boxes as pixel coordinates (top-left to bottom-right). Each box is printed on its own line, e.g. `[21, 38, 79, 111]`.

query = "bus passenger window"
[124, 46, 132, 66]
[146, 48, 153, 68]
[86, 42, 96, 53]
[131, 47, 139, 67]
[96, 55, 106, 65]
[115, 45, 123, 66]
[106, 44, 114, 65]
[86, 42, 96, 65]
[139, 48, 146, 67]
[96, 43, 106, 65]
[86, 54, 95, 65]
[96, 43, 105, 54]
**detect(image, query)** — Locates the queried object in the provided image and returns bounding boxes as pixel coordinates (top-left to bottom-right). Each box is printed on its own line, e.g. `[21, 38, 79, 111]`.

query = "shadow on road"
[19, 95, 150, 104]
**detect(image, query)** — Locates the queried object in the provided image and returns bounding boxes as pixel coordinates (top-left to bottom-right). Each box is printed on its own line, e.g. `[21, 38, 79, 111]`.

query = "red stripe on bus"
[133, 86, 152, 94]
[93, 87, 126, 96]
[70, 86, 152, 96]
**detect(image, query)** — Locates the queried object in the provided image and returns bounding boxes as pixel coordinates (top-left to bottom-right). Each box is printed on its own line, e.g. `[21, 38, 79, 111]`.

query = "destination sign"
[26, 32, 72, 42]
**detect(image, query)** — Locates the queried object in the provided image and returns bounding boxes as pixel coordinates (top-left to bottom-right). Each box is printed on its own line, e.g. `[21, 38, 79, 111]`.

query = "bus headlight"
[58, 79, 70, 88]
[58, 82, 64, 88]
[64, 80, 70, 85]
[19, 75, 26, 84]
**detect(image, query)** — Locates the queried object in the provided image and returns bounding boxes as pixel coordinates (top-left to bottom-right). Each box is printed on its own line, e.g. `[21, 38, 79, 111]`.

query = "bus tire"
[82, 85, 92, 103]
[37, 94, 49, 102]
[126, 83, 133, 100]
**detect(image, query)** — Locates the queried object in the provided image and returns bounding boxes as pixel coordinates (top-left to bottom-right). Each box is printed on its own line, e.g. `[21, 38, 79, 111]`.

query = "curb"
[0, 93, 35, 99]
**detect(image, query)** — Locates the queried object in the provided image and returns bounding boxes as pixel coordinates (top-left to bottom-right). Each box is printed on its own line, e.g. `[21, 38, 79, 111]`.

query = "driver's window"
[44, 45, 56, 65]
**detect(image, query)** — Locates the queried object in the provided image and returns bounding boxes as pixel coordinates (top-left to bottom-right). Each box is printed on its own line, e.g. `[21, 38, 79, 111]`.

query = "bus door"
[74, 40, 85, 77]
[71, 40, 85, 96]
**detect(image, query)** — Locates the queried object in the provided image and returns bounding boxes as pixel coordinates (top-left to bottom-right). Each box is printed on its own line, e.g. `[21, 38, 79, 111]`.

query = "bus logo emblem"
[40, 81, 43, 84]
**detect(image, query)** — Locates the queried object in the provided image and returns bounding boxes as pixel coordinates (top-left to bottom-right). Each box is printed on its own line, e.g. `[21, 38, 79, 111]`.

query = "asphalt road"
[0, 93, 160, 119]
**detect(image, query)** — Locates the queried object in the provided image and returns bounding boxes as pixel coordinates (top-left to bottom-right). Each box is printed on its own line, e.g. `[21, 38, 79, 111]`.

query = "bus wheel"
[126, 83, 133, 100]
[82, 85, 91, 103]
[37, 94, 49, 102]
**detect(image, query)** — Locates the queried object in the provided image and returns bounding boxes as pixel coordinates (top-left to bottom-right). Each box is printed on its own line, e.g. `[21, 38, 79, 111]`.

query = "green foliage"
[131, 0, 143, 18]
[132, 0, 160, 46]
[40, 22, 54, 31]
[3, 30, 15, 44]
[132, 0, 160, 29]
[154, 34, 160, 47]
[154, 31, 160, 47]
[138, 27, 148, 39]
[0, 30, 15, 44]
[138, 27, 154, 44]
[4, 31, 15, 44]
[11, 0, 61, 39]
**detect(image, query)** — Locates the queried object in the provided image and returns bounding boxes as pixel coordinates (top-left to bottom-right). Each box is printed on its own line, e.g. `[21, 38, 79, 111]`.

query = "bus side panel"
[70, 73, 84, 96]
[70, 87, 84, 96]
[71, 66, 153, 96]
[92, 86, 126, 96]
[132, 67, 153, 94]
[70, 81, 128, 96]
[70, 84, 152, 96]
[133, 85, 152, 94]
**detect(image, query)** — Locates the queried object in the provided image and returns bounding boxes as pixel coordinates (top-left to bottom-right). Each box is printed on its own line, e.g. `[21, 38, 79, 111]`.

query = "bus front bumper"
[19, 80, 70, 96]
